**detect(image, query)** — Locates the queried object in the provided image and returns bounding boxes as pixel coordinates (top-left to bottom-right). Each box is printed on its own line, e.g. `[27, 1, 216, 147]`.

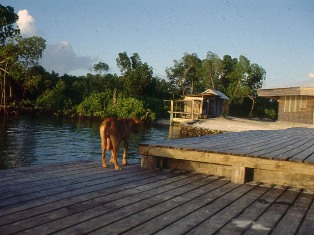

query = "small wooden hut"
[170, 89, 229, 122]
[258, 85, 314, 124]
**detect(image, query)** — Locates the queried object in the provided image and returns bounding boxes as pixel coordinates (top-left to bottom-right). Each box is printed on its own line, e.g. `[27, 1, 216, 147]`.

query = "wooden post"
[141, 156, 158, 169]
[170, 100, 174, 124]
[191, 100, 194, 120]
[231, 166, 246, 184]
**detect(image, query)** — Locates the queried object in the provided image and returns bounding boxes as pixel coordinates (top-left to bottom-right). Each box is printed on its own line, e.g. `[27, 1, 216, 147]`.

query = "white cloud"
[40, 41, 96, 75]
[17, 10, 39, 36]
[309, 73, 314, 79]
[16, 9, 95, 75]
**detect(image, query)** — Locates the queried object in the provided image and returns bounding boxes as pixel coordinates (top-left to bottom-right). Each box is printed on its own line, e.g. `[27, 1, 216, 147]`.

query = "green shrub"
[107, 97, 155, 121]
[264, 108, 277, 120]
[77, 91, 111, 117]
[143, 97, 168, 118]
[35, 80, 67, 111]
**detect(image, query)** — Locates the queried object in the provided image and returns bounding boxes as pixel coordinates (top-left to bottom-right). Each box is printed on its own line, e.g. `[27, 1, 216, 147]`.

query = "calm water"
[0, 115, 179, 170]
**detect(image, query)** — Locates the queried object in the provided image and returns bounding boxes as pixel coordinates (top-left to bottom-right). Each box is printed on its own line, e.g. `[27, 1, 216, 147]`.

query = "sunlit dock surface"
[140, 127, 314, 190]
[0, 159, 314, 234]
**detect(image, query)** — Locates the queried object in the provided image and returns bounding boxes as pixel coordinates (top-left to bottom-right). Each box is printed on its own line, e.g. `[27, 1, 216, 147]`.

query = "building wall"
[278, 96, 314, 124]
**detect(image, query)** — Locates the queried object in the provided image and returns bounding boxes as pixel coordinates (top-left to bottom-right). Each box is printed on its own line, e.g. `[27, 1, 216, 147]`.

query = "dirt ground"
[156, 116, 314, 132]
[186, 116, 314, 132]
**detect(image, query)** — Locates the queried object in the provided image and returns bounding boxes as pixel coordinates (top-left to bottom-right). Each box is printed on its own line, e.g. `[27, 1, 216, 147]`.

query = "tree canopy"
[0, 4, 20, 46]
[0, 4, 272, 120]
[166, 52, 266, 115]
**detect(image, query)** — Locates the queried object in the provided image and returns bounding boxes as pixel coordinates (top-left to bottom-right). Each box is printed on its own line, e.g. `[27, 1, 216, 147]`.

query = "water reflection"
[0, 115, 179, 169]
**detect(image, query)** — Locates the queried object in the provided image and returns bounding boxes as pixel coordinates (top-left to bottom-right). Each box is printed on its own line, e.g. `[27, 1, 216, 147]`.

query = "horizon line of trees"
[0, 4, 277, 120]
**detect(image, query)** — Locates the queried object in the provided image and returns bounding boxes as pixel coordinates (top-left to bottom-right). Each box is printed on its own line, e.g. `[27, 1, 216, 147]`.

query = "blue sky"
[3, 0, 314, 88]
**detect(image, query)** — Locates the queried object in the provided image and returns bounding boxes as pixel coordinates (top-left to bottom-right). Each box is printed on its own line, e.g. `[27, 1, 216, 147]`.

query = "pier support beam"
[141, 156, 157, 169]
[141, 156, 165, 170]
[231, 166, 254, 184]
[231, 166, 246, 184]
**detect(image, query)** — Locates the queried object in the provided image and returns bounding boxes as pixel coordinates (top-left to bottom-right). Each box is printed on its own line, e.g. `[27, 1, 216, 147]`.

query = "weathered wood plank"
[275, 139, 314, 161]
[166, 158, 233, 178]
[231, 166, 246, 184]
[139, 146, 314, 176]
[0, 159, 313, 234]
[0, 165, 144, 209]
[184, 183, 270, 234]
[201, 131, 289, 151]
[262, 136, 313, 160]
[0, 166, 158, 217]
[140, 127, 314, 190]
[83, 177, 229, 234]
[153, 184, 255, 234]
[0, 160, 98, 182]
[253, 169, 314, 190]
[297, 194, 314, 234]
[271, 191, 314, 234]
[111, 179, 232, 235]
[304, 152, 314, 163]
[290, 144, 314, 163]
[247, 136, 304, 159]
[244, 189, 300, 235]
[17, 173, 211, 234]
[216, 187, 285, 234]
[141, 128, 314, 163]
[0, 164, 137, 200]
[0, 168, 191, 232]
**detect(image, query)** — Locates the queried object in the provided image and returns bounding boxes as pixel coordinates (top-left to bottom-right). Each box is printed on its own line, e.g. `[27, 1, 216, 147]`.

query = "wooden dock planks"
[0, 161, 313, 234]
[139, 127, 314, 190]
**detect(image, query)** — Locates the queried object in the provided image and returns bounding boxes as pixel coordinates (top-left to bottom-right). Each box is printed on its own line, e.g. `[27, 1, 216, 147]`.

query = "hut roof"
[183, 89, 229, 100]
[201, 89, 230, 100]
[258, 82, 314, 97]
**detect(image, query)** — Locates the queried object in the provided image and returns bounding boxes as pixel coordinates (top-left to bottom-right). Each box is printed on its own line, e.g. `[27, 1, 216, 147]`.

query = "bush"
[35, 80, 67, 111]
[77, 91, 112, 117]
[264, 108, 277, 120]
[107, 97, 155, 121]
[143, 97, 169, 118]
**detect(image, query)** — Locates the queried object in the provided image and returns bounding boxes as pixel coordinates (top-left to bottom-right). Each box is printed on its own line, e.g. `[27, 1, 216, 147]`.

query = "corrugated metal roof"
[262, 80, 314, 89]
[201, 89, 230, 100]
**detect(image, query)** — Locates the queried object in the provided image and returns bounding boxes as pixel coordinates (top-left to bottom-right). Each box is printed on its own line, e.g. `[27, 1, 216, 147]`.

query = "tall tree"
[116, 52, 153, 98]
[220, 55, 266, 115]
[1, 36, 46, 105]
[0, 4, 20, 108]
[166, 53, 201, 96]
[93, 62, 109, 76]
[201, 51, 224, 89]
[245, 63, 266, 116]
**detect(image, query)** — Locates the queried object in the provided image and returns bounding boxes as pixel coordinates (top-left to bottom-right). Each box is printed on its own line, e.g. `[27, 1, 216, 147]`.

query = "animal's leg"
[111, 142, 121, 170]
[100, 126, 108, 168]
[122, 140, 129, 165]
[101, 150, 108, 168]
[107, 138, 114, 164]
[109, 151, 114, 164]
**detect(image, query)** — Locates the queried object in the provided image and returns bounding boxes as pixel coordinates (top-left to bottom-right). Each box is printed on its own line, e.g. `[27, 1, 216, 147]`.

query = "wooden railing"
[169, 100, 202, 123]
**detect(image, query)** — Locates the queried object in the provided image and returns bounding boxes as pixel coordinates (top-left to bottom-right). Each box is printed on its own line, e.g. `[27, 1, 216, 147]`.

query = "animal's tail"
[101, 118, 112, 151]
[100, 121, 106, 153]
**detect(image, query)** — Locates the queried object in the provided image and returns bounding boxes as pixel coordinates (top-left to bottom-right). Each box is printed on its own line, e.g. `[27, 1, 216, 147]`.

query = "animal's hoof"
[102, 164, 108, 168]
[122, 160, 128, 165]
[115, 166, 122, 170]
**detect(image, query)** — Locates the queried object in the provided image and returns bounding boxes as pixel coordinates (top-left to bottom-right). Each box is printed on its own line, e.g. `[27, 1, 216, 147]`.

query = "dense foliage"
[0, 4, 277, 120]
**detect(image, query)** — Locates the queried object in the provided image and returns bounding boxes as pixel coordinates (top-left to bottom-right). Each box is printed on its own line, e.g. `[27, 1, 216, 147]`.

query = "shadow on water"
[0, 115, 180, 170]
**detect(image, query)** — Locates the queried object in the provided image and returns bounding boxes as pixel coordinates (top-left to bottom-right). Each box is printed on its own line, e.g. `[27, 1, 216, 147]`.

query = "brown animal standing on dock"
[100, 117, 141, 170]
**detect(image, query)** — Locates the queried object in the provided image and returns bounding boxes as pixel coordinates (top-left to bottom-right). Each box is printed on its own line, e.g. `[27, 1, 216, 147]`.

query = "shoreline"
[155, 117, 314, 136]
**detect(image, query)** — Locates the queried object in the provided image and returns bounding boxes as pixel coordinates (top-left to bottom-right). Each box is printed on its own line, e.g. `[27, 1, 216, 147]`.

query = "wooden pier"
[0, 160, 313, 234]
[140, 128, 314, 190]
